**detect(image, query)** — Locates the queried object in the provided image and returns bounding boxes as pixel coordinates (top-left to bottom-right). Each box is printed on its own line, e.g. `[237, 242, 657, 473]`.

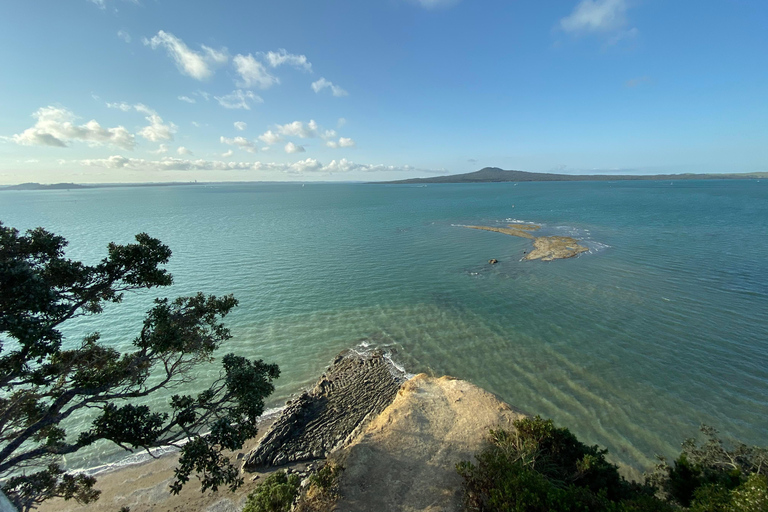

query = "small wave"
[71, 405, 287, 477]
[504, 218, 538, 225]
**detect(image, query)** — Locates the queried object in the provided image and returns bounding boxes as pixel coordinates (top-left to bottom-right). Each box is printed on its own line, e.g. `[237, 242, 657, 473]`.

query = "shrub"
[457, 416, 670, 512]
[650, 425, 768, 511]
[243, 471, 301, 512]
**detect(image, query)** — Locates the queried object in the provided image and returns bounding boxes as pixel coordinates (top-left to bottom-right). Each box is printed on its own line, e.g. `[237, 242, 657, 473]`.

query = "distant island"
[378, 167, 768, 184]
[1, 182, 91, 191]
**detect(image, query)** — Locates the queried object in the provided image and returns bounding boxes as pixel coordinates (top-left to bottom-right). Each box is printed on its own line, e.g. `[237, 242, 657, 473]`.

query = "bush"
[243, 471, 301, 512]
[650, 425, 768, 511]
[457, 416, 671, 512]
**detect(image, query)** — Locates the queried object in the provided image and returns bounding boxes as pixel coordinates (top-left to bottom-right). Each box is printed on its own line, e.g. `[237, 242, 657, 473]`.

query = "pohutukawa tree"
[0, 222, 279, 511]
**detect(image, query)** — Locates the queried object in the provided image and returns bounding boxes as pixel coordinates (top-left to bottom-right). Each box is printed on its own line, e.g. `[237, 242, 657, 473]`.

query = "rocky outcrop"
[523, 235, 589, 261]
[465, 223, 589, 261]
[242, 350, 406, 471]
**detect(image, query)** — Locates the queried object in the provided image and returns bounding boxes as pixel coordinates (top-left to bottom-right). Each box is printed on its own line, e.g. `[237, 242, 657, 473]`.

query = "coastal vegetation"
[0, 223, 279, 511]
[457, 417, 767, 512]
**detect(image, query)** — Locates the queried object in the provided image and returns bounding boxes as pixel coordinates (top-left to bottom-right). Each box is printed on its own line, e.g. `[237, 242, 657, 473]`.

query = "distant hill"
[378, 167, 768, 184]
[1, 182, 90, 191]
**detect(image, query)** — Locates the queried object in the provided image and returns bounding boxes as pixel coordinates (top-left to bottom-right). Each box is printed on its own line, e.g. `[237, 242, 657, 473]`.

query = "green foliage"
[243, 471, 301, 512]
[0, 223, 279, 511]
[309, 462, 342, 491]
[650, 425, 768, 511]
[457, 416, 671, 512]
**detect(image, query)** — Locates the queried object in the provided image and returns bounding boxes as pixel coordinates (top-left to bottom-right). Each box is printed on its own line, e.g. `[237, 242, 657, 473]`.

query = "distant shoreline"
[2, 169, 766, 190]
[376, 167, 768, 184]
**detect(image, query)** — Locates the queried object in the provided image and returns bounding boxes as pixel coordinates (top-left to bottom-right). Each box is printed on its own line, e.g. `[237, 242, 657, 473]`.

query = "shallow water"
[2, 180, 766, 472]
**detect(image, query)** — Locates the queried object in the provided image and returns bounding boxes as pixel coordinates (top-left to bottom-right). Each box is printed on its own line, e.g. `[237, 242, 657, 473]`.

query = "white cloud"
[234, 121, 247, 131]
[177, 146, 192, 155]
[262, 49, 312, 72]
[222, 149, 234, 158]
[326, 137, 356, 149]
[178, 95, 196, 104]
[560, 0, 631, 34]
[81, 155, 256, 171]
[277, 120, 319, 138]
[337, 117, 347, 128]
[79, 156, 420, 174]
[135, 104, 177, 141]
[106, 101, 133, 112]
[150, 144, 169, 154]
[145, 30, 228, 80]
[11, 106, 135, 150]
[233, 54, 279, 89]
[285, 142, 305, 154]
[117, 30, 131, 43]
[258, 130, 282, 145]
[311, 78, 348, 97]
[214, 90, 262, 110]
[220, 135, 258, 153]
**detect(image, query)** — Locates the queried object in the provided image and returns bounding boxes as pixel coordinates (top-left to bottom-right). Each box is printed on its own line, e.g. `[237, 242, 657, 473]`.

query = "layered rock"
[242, 350, 406, 471]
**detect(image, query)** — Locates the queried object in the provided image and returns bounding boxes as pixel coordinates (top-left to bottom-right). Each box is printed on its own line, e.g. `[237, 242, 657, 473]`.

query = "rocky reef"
[242, 350, 406, 470]
[465, 223, 588, 261]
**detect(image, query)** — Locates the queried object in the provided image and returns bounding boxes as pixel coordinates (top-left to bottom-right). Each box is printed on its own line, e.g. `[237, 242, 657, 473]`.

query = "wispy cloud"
[214, 90, 263, 110]
[233, 54, 280, 89]
[178, 95, 196, 104]
[311, 78, 348, 97]
[262, 49, 312, 72]
[117, 30, 131, 43]
[144, 30, 228, 80]
[234, 121, 247, 131]
[625, 76, 650, 88]
[560, 0, 637, 42]
[11, 106, 135, 150]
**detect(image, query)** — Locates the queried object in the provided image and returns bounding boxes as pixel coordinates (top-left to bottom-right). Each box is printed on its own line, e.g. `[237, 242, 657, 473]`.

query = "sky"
[0, 0, 766, 184]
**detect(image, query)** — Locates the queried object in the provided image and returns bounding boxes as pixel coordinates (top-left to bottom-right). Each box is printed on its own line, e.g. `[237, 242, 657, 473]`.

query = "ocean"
[1, 180, 766, 474]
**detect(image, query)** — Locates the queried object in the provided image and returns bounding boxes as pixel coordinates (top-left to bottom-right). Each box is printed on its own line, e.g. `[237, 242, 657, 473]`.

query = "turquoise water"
[1, 180, 767, 473]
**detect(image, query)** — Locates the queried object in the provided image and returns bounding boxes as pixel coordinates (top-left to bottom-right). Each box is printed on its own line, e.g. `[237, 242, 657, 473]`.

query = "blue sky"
[1, 0, 766, 183]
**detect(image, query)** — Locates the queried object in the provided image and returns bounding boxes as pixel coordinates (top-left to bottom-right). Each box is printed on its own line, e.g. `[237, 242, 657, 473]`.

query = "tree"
[0, 222, 280, 511]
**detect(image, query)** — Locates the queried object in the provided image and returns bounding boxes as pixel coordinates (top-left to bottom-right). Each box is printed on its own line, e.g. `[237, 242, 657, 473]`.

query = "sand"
[38, 419, 280, 512]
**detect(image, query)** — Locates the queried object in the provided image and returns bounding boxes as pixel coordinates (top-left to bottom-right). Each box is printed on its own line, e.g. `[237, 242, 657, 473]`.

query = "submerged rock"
[242, 349, 406, 471]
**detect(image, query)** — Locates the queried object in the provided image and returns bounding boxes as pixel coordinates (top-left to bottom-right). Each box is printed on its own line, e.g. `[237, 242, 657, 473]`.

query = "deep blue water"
[1, 180, 766, 472]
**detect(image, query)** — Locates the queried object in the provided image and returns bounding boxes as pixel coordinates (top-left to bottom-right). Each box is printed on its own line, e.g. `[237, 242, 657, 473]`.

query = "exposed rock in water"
[466, 224, 540, 240]
[464, 223, 588, 261]
[523, 235, 589, 261]
[242, 350, 407, 471]
[488, 258, 498, 264]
